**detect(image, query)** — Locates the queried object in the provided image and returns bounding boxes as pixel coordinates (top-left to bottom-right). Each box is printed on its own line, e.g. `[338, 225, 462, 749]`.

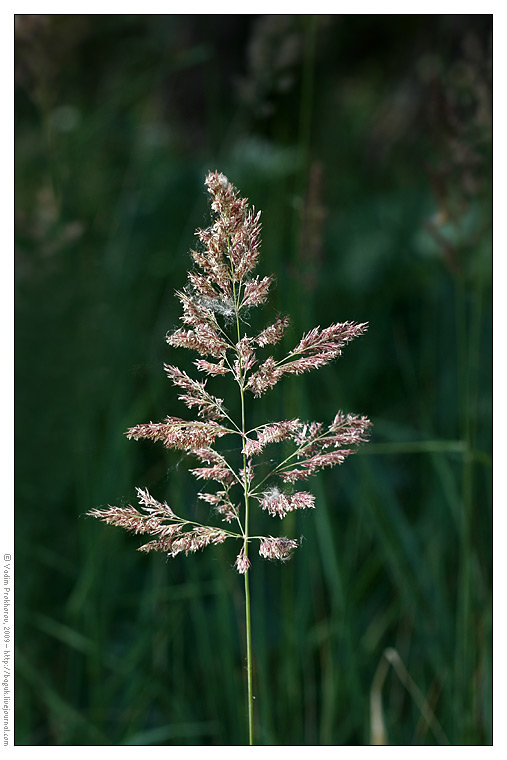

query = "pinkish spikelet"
[126, 417, 230, 451]
[135, 487, 174, 517]
[302, 450, 350, 470]
[246, 322, 370, 392]
[259, 536, 299, 561]
[280, 352, 338, 375]
[191, 447, 230, 466]
[235, 336, 257, 377]
[241, 275, 273, 308]
[257, 487, 315, 518]
[190, 465, 235, 485]
[277, 469, 313, 484]
[189, 245, 228, 292]
[194, 358, 230, 376]
[290, 491, 316, 510]
[87, 504, 162, 535]
[191, 449, 238, 487]
[190, 447, 236, 485]
[255, 315, 290, 347]
[279, 449, 354, 483]
[245, 357, 284, 397]
[197, 492, 223, 506]
[166, 324, 230, 358]
[198, 491, 238, 523]
[200, 171, 262, 283]
[137, 531, 181, 553]
[242, 437, 263, 456]
[326, 412, 372, 446]
[88, 487, 183, 542]
[187, 271, 220, 300]
[293, 322, 368, 355]
[215, 504, 238, 523]
[176, 290, 216, 328]
[164, 364, 226, 420]
[233, 209, 262, 279]
[170, 526, 229, 557]
[294, 414, 371, 454]
[235, 545, 251, 574]
[192, 229, 231, 295]
[280, 321, 368, 376]
[256, 419, 301, 448]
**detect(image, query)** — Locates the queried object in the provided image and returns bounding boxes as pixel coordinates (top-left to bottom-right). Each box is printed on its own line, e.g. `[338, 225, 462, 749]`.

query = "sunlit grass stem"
[232, 272, 255, 745]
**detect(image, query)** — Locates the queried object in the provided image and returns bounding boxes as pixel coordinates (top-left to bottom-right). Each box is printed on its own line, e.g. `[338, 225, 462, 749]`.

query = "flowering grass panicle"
[87, 170, 371, 745]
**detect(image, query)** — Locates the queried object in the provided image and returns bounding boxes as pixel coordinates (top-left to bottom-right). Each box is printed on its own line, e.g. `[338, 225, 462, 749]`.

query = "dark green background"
[15, 14, 492, 745]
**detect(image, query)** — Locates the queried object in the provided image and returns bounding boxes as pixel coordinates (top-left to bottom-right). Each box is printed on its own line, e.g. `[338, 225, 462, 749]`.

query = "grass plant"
[87, 171, 371, 744]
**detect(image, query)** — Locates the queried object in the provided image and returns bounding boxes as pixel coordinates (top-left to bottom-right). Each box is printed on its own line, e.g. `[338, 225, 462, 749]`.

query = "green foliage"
[15, 14, 491, 745]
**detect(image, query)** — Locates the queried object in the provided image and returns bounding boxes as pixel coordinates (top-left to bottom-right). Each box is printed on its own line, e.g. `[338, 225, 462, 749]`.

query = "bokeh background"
[15, 14, 492, 746]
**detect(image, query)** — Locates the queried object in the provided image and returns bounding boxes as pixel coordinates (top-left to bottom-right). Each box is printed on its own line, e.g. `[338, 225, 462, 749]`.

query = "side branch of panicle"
[244, 357, 284, 397]
[240, 275, 272, 309]
[279, 449, 353, 483]
[164, 364, 226, 420]
[126, 417, 231, 451]
[257, 419, 301, 447]
[246, 321, 368, 397]
[292, 321, 368, 357]
[87, 504, 166, 535]
[87, 490, 175, 538]
[256, 487, 315, 519]
[276, 413, 372, 483]
[259, 536, 299, 561]
[241, 419, 300, 456]
[176, 289, 218, 328]
[166, 324, 230, 358]
[190, 447, 237, 486]
[198, 489, 239, 523]
[254, 315, 290, 347]
[194, 358, 230, 376]
[87, 488, 234, 558]
[169, 526, 230, 557]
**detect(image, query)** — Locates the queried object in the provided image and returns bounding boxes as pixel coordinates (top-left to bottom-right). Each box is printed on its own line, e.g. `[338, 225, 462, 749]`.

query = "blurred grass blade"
[370, 648, 450, 746]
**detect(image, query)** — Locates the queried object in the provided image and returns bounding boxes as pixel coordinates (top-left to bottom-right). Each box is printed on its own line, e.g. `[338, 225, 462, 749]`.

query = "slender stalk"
[240, 404, 255, 745]
[232, 274, 255, 745]
[244, 561, 254, 745]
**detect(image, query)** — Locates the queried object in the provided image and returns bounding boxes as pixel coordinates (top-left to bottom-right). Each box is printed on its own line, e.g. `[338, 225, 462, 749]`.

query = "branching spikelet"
[164, 364, 226, 420]
[256, 487, 316, 518]
[235, 545, 251, 574]
[126, 417, 230, 451]
[256, 419, 301, 448]
[166, 324, 230, 357]
[255, 315, 290, 347]
[194, 358, 230, 376]
[259, 536, 299, 561]
[241, 275, 273, 308]
[88, 170, 371, 575]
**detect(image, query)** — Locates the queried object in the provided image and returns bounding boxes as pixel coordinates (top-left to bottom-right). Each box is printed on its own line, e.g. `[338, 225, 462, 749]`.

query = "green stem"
[244, 563, 254, 745]
[232, 274, 255, 745]
[239, 382, 254, 745]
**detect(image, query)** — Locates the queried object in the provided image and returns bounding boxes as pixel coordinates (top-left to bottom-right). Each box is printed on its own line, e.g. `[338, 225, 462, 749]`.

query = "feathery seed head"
[89, 170, 371, 576]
